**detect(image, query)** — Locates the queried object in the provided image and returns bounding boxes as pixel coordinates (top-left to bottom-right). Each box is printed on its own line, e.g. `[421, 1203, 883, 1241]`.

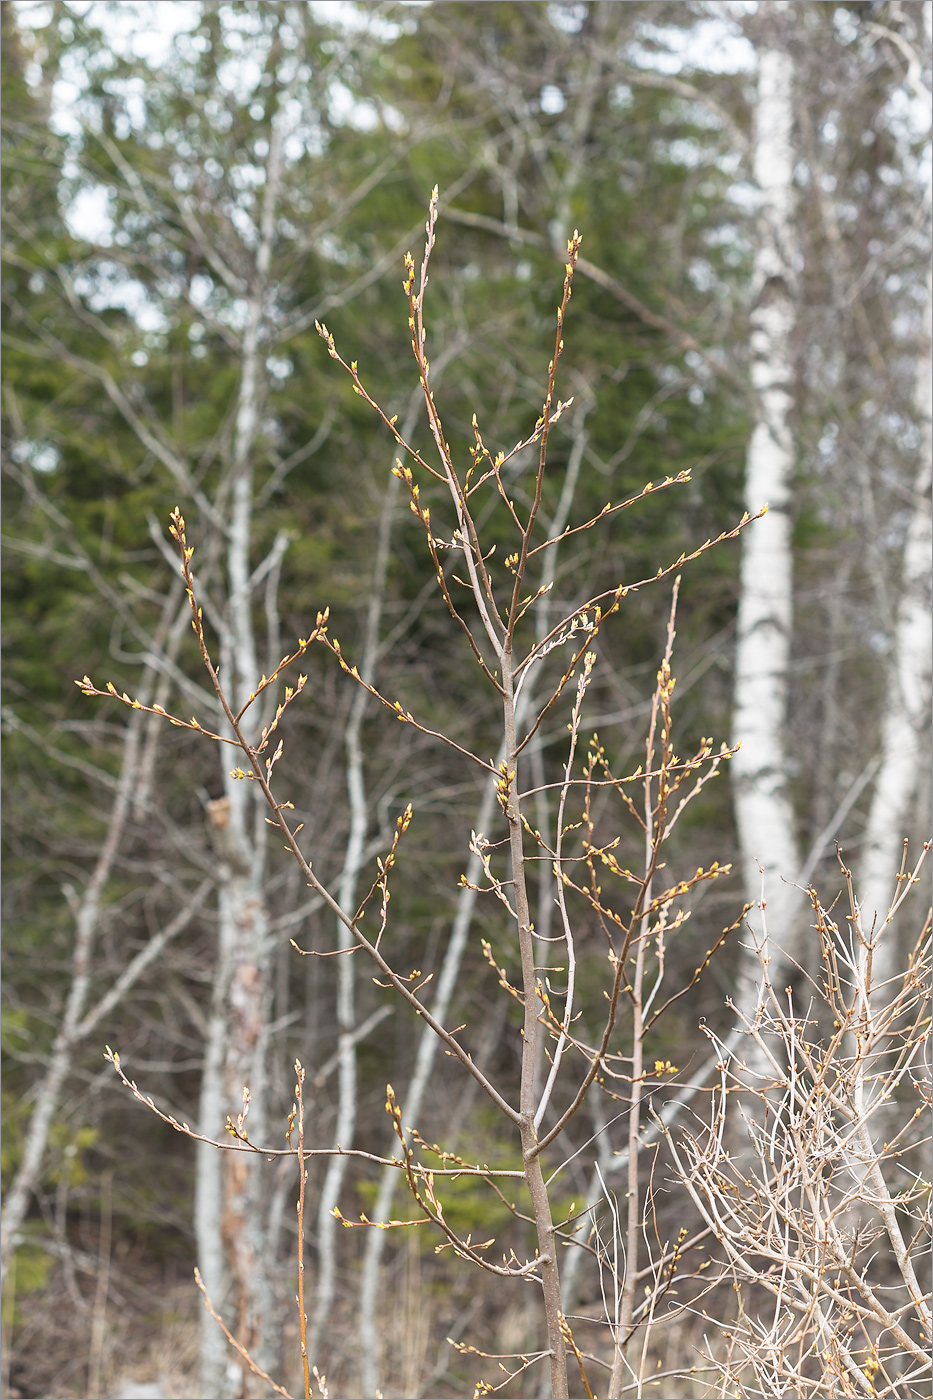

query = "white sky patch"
[49, 71, 86, 137]
[76, 0, 200, 64]
[329, 79, 379, 130]
[218, 297, 250, 333]
[380, 101, 406, 133]
[308, 1, 401, 41]
[113, 75, 148, 138]
[73, 263, 169, 331]
[548, 3, 587, 35]
[667, 137, 710, 168]
[216, 52, 264, 101]
[540, 84, 566, 116]
[319, 233, 350, 266]
[13, 2, 54, 28]
[882, 81, 933, 201]
[17, 0, 201, 68]
[18, 0, 203, 157]
[631, 12, 756, 77]
[188, 274, 214, 310]
[12, 439, 61, 473]
[64, 182, 113, 243]
[230, 204, 258, 247]
[727, 180, 758, 212]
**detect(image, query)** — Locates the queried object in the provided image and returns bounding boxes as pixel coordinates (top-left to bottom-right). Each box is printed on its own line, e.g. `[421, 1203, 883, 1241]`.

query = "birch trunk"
[194, 97, 287, 1400]
[731, 14, 803, 1003]
[856, 2, 932, 984]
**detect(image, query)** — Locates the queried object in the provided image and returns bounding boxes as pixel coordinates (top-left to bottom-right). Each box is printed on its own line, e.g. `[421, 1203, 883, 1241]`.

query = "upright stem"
[295, 1065, 311, 1400]
[309, 405, 412, 1364]
[528, 403, 589, 1115]
[608, 586, 678, 1399]
[357, 759, 501, 1396]
[611, 933, 646, 1400]
[503, 644, 569, 1400]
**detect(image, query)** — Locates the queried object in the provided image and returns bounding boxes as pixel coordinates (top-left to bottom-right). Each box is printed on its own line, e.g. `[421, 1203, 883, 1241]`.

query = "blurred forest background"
[1, 2, 930, 1397]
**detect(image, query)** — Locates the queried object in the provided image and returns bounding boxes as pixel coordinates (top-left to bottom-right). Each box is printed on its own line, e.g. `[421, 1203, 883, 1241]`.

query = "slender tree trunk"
[528, 405, 589, 1116]
[0, 720, 141, 1282]
[731, 11, 802, 1006]
[195, 93, 288, 1400]
[194, 946, 234, 1396]
[357, 415, 587, 1395]
[607, 891, 647, 1400]
[0, 583, 186, 1283]
[307, 398, 419, 1364]
[856, 1, 932, 980]
[502, 645, 568, 1400]
[356, 769, 499, 1397]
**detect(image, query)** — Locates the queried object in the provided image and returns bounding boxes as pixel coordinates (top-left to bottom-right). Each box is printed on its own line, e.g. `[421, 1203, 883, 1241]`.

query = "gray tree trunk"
[307, 396, 419, 1364]
[856, 1, 932, 982]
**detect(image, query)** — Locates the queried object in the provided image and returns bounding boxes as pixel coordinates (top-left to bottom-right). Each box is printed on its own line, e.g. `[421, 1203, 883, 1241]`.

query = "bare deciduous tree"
[658, 848, 931, 1399]
[81, 199, 757, 1398]
[4, 5, 930, 1396]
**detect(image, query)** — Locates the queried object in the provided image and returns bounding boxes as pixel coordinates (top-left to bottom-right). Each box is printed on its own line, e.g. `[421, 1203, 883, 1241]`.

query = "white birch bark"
[194, 93, 289, 1400]
[731, 15, 803, 1000]
[856, 2, 932, 985]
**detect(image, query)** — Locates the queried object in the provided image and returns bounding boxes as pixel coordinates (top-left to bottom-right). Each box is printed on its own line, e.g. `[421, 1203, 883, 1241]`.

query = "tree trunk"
[307, 398, 418, 1364]
[0, 713, 141, 1281]
[194, 89, 288, 1400]
[0, 584, 190, 1283]
[856, 1, 932, 982]
[731, 10, 802, 1008]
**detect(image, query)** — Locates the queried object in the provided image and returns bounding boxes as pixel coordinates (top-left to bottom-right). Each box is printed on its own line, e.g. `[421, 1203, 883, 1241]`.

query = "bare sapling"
[79, 191, 762, 1397]
[655, 845, 931, 1399]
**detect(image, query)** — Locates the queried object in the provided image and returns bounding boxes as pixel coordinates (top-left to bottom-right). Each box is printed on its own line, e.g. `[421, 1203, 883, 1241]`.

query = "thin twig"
[194, 1267, 292, 1400]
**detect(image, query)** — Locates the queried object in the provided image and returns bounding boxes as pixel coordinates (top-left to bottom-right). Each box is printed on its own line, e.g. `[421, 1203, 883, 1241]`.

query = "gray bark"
[306, 396, 419, 1364]
[856, 1, 933, 982]
[0, 585, 193, 1283]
